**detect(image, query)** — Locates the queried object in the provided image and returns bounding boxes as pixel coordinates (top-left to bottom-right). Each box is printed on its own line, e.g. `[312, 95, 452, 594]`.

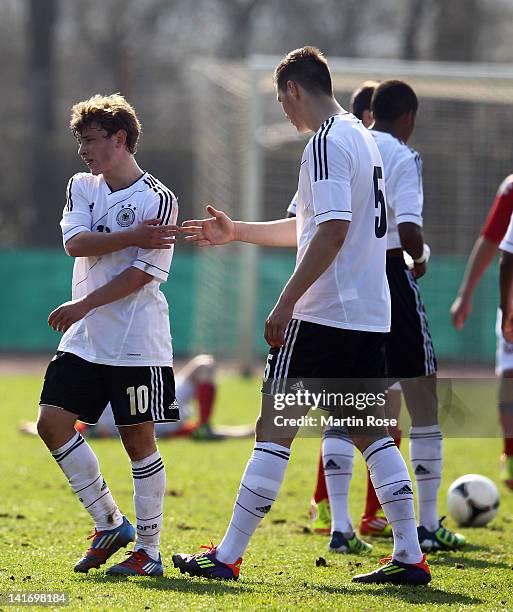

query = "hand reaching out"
[179, 205, 236, 246]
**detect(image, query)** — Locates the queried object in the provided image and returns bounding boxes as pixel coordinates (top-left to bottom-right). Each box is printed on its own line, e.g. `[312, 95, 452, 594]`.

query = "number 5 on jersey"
[373, 166, 387, 238]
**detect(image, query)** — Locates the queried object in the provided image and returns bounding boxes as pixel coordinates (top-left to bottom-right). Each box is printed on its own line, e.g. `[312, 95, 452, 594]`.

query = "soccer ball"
[447, 474, 500, 527]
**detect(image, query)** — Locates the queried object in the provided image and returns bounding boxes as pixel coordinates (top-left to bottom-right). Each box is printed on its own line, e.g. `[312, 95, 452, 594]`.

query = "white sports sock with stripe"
[51, 431, 123, 531]
[216, 442, 290, 564]
[322, 434, 355, 536]
[410, 425, 443, 531]
[363, 437, 422, 564]
[132, 450, 166, 561]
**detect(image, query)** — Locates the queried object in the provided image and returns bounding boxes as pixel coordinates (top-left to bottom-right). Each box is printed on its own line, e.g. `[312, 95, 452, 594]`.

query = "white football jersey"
[287, 191, 298, 216]
[370, 130, 423, 250]
[499, 212, 513, 254]
[293, 113, 390, 333]
[58, 171, 178, 366]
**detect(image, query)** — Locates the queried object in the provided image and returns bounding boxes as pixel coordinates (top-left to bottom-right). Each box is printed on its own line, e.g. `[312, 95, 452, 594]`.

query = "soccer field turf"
[1, 374, 512, 611]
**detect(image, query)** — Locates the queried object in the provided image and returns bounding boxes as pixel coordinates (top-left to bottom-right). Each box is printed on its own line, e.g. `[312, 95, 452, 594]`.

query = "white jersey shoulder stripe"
[312, 117, 334, 182]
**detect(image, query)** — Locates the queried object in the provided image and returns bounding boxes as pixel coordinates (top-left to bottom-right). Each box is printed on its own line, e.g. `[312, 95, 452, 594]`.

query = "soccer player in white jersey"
[172, 47, 431, 585]
[364, 80, 464, 551]
[36, 94, 178, 577]
[321, 81, 466, 553]
[289, 81, 393, 546]
[294, 80, 401, 543]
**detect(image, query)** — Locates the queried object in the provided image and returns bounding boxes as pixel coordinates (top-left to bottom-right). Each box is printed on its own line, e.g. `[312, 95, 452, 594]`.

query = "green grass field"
[1, 374, 512, 611]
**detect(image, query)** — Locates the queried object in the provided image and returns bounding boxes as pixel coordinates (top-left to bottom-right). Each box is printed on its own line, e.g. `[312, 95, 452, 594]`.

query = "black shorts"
[40, 352, 179, 426]
[262, 319, 387, 396]
[386, 257, 437, 379]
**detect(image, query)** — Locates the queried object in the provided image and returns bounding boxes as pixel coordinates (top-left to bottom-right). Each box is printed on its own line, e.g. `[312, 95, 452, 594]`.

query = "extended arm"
[48, 267, 153, 333]
[180, 205, 296, 248]
[235, 218, 297, 247]
[66, 219, 176, 257]
[500, 251, 513, 342]
[265, 220, 349, 346]
[451, 236, 498, 329]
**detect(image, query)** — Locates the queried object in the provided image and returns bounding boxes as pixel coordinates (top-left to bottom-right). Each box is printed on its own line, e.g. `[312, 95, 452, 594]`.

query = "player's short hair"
[350, 80, 380, 120]
[371, 80, 418, 122]
[274, 46, 332, 96]
[70, 94, 141, 154]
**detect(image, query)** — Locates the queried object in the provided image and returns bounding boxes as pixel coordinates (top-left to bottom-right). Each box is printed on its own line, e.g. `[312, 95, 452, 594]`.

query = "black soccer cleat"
[351, 554, 431, 585]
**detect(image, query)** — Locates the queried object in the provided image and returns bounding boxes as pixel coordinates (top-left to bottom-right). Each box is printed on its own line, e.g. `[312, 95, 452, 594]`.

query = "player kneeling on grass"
[172, 47, 431, 586]
[88, 355, 221, 440]
[23, 355, 226, 440]
[36, 94, 179, 577]
[75, 354, 252, 441]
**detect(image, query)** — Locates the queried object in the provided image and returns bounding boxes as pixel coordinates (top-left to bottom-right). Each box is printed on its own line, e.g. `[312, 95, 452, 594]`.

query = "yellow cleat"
[309, 498, 331, 534]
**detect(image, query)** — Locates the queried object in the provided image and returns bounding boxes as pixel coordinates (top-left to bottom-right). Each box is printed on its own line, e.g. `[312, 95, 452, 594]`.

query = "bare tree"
[432, 0, 482, 62]
[402, 0, 432, 60]
[217, 0, 264, 58]
[27, 0, 59, 243]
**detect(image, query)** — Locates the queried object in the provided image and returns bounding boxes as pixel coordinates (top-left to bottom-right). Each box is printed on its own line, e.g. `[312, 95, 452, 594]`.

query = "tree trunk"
[27, 0, 59, 245]
[432, 0, 481, 62]
[220, 0, 262, 58]
[402, 0, 430, 60]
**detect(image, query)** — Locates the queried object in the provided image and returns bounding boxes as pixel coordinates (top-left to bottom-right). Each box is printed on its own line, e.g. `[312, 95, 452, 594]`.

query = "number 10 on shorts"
[127, 385, 149, 415]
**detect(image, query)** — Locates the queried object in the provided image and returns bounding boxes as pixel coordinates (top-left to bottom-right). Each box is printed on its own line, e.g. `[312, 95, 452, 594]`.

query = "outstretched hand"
[179, 205, 236, 246]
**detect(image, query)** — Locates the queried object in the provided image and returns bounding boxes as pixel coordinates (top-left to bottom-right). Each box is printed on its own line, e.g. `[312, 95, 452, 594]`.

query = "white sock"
[216, 442, 290, 564]
[51, 432, 123, 531]
[322, 432, 355, 536]
[410, 425, 442, 531]
[132, 450, 166, 561]
[363, 437, 422, 564]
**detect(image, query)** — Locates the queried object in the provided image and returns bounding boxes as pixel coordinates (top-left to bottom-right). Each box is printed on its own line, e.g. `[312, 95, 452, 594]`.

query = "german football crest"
[116, 203, 136, 227]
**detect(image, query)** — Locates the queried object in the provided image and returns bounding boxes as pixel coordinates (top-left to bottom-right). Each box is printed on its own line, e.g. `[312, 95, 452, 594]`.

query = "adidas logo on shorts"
[393, 484, 413, 496]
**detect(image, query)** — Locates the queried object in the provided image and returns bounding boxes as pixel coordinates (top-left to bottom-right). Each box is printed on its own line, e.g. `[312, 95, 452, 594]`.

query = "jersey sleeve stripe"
[313, 131, 319, 182]
[313, 116, 335, 182]
[156, 189, 165, 220]
[65, 178, 74, 212]
[316, 120, 329, 181]
[135, 259, 169, 274]
[164, 194, 174, 225]
[146, 174, 175, 226]
[314, 209, 351, 218]
[322, 117, 335, 180]
[159, 189, 170, 226]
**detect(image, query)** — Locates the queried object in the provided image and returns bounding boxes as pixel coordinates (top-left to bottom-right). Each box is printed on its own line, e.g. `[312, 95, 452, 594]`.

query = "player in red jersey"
[451, 175, 513, 488]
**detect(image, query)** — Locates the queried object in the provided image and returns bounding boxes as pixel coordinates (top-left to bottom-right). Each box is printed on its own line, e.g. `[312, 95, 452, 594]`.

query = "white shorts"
[496, 308, 513, 375]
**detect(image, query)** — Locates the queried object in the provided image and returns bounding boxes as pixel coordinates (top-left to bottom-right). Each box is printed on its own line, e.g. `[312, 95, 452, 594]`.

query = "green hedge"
[0, 250, 498, 362]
